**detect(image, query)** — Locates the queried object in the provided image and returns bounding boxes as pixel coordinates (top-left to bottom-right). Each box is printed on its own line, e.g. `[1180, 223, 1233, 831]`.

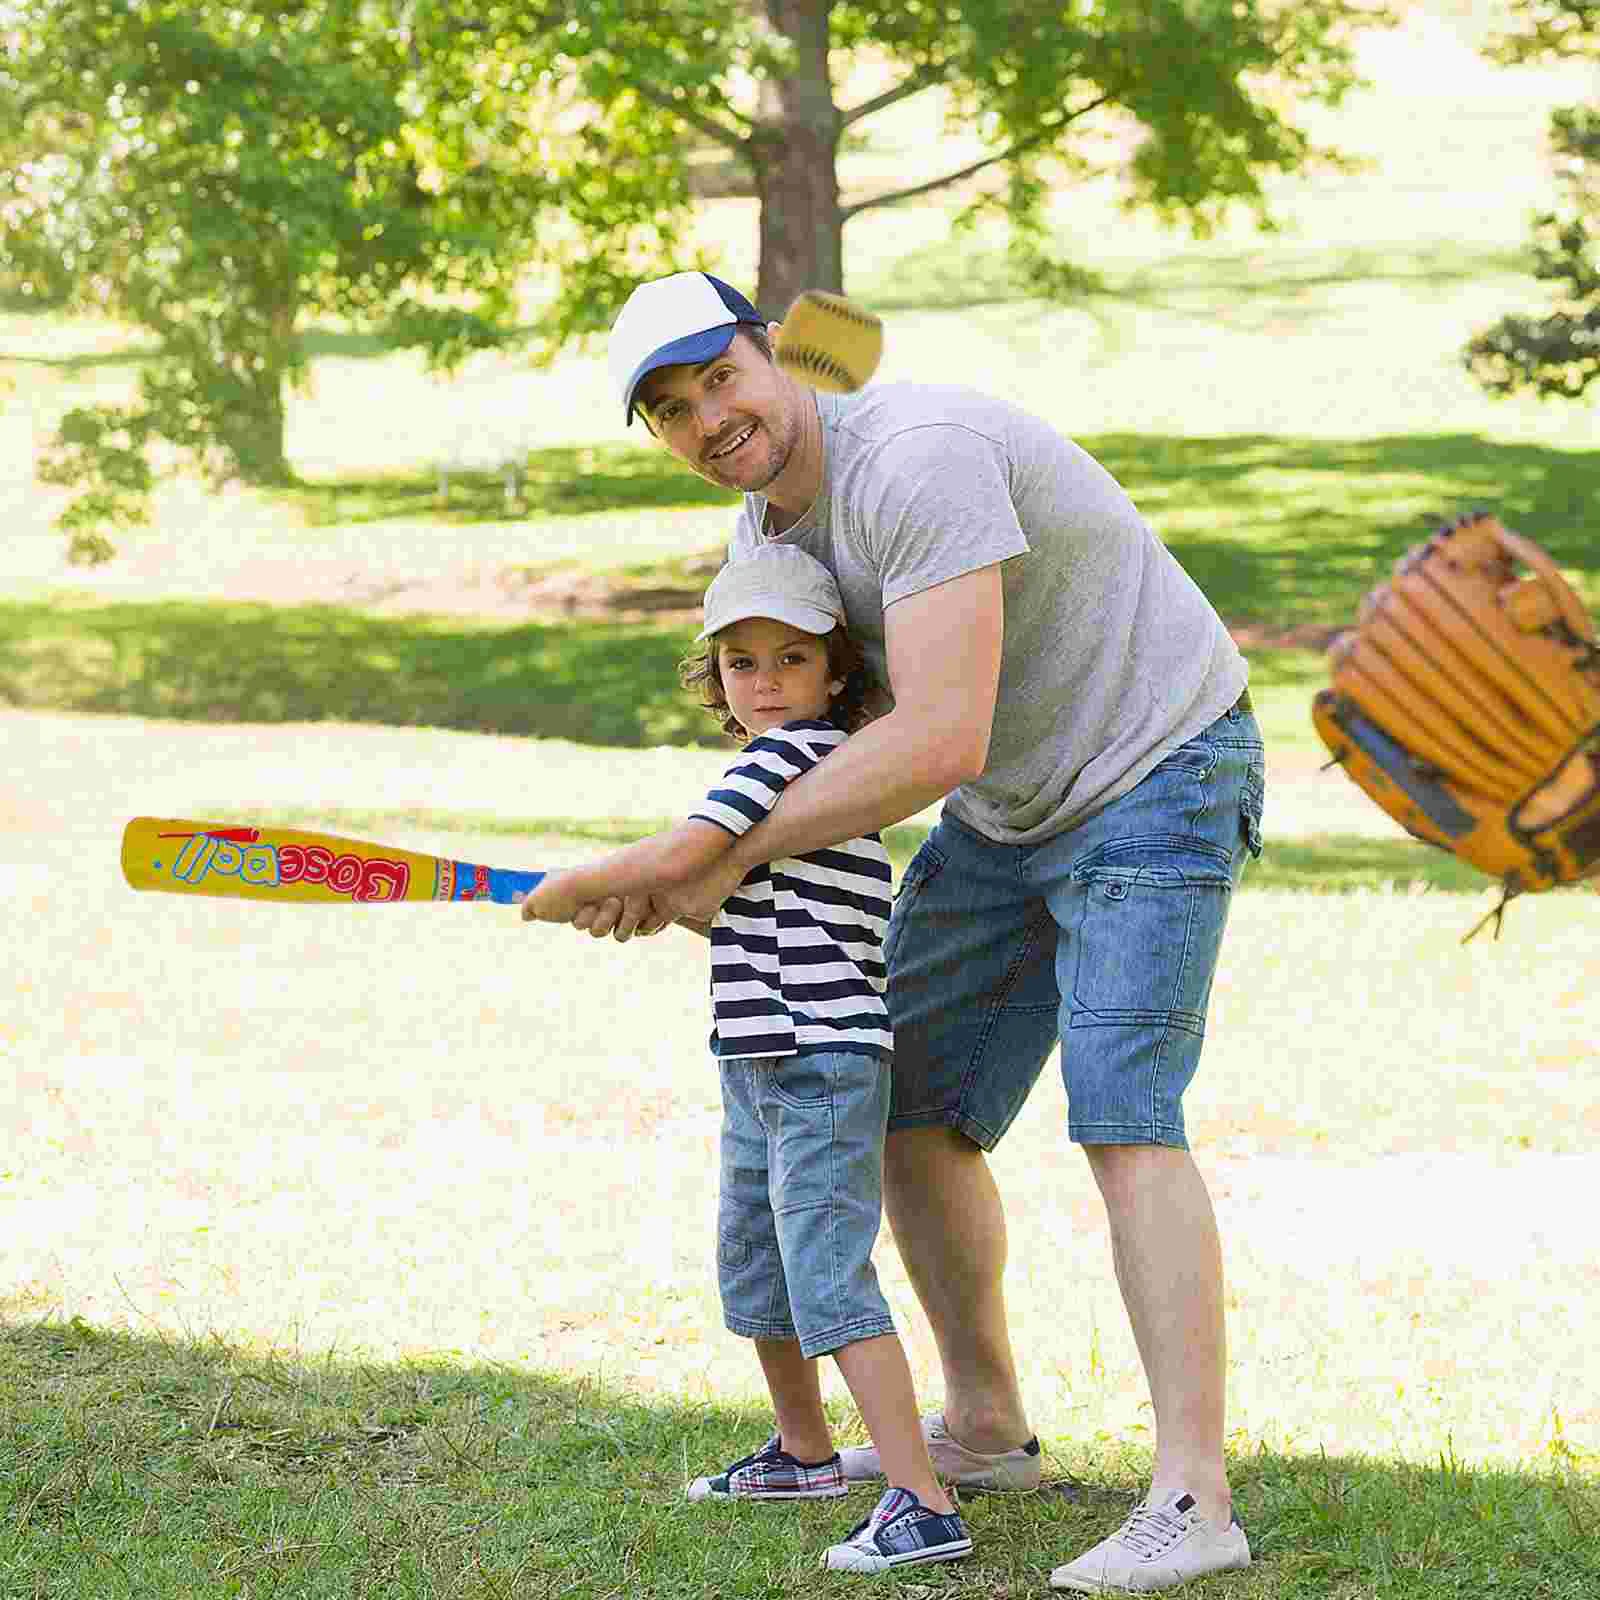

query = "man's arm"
[571, 565, 1002, 938]
[519, 818, 734, 925]
[726, 564, 1003, 864]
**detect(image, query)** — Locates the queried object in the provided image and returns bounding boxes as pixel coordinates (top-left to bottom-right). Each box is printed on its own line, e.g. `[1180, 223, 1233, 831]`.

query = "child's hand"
[659, 854, 748, 926]
[518, 869, 586, 923]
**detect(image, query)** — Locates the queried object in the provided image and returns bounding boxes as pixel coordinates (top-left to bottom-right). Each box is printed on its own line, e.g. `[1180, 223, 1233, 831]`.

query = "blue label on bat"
[433, 860, 544, 902]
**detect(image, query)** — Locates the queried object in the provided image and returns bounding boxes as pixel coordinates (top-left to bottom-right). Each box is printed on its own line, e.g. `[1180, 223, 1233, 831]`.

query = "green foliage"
[4, 0, 1399, 563]
[1465, 2, 1600, 399]
[418, 1, 1392, 312]
[2, 0, 545, 555]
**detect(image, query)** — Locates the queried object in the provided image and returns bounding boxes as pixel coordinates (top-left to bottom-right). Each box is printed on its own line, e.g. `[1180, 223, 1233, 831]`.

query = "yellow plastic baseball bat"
[121, 818, 545, 905]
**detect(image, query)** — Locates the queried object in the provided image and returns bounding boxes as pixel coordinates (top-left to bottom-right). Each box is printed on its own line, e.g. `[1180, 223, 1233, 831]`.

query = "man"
[584, 270, 1265, 1593]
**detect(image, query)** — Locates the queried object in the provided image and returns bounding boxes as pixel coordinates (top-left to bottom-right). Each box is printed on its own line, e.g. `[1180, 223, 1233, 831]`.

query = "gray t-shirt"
[730, 383, 1247, 845]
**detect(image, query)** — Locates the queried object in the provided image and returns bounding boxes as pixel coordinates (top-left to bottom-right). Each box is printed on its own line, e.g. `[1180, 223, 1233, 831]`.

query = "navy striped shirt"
[692, 721, 893, 1060]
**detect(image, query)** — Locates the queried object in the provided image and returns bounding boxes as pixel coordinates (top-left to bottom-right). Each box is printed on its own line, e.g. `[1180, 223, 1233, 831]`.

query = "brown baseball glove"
[1312, 511, 1600, 938]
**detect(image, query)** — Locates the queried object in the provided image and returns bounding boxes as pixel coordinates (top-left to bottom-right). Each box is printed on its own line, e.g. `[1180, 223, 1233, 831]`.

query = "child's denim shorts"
[716, 1048, 896, 1359]
[884, 698, 1266, 1151]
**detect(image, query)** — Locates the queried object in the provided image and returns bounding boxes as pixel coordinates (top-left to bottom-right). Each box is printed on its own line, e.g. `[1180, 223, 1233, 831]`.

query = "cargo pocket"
[1241, 761, 1265, 861]
[893, 836, 946, 902]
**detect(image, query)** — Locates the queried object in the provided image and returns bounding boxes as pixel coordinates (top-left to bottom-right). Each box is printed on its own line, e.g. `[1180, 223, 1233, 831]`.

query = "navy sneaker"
[686, 1434, 848, 1501]
[823, 1486, 974, 1573]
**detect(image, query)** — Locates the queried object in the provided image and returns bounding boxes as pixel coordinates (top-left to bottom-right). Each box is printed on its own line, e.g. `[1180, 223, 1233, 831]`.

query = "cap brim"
[696, 600, 839, 641]
[624, 324, 740, 424]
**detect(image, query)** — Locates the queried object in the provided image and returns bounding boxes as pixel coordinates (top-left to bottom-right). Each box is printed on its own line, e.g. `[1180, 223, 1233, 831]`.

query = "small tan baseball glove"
[1311, 511, 1600, 937]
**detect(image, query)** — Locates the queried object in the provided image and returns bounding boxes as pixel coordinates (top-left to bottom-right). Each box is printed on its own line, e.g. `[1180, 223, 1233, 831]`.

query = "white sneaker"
[1049, 1491, 1251, 1593]
[837, 1412, 1042, 1491]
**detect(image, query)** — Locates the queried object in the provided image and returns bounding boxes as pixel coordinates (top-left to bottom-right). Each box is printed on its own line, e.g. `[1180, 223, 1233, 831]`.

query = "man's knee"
[884, 1124, 982, 1195]
[1082, 1141, 1191, 1209]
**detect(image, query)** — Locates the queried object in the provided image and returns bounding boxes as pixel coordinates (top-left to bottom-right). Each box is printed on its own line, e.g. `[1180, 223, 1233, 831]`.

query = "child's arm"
[519, 819, 735, 925]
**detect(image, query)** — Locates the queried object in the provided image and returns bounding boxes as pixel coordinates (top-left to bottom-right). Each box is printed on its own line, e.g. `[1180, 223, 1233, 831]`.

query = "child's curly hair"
[679, 623, 876, 742]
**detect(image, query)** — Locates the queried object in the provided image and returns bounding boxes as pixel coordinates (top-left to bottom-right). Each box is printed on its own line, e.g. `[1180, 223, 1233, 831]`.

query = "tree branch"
[840, 94, 1111, 219]
[839, 63, 948, 128]
[630, 81, 750, 152]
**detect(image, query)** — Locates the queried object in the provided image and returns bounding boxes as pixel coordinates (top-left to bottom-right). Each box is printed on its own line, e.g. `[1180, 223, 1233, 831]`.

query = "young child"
[520, 543, 972, 1574]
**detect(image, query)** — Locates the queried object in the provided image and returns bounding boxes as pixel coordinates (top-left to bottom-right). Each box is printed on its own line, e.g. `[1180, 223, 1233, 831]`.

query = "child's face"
[715, 617, 844, 737]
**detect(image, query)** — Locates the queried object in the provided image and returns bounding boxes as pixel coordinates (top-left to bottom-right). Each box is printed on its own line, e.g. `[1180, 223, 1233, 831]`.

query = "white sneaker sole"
[686, 1478, 848, 1501]
[823, 1535, 974, 1573]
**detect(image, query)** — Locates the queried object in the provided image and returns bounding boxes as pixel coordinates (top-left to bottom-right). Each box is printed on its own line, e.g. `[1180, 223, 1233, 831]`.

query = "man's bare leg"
[1083, 1143, 1231, 1525]
[881, 1126, 1031, 1453]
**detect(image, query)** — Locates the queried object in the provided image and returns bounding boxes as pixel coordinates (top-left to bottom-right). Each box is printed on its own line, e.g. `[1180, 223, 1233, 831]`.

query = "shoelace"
[1112, 1501, 1191, 1558]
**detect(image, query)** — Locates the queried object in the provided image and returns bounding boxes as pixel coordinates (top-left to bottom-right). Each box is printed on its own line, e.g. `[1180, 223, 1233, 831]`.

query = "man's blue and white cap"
[609, 272, 765, 425]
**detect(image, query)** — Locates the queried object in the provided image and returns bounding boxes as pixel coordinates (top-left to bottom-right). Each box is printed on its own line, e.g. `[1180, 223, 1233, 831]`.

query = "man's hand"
[521, 875, 671, 938]
[654, 852, 750, 928]
[571, 892, 674, 942]
[518, 868, 588, 924]
[572, 854, 747, 942]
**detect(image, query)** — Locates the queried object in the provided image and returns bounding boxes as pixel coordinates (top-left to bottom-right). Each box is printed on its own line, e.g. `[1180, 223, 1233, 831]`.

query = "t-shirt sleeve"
[690, 725, 832, 838]
[855, 424, 1032, 608]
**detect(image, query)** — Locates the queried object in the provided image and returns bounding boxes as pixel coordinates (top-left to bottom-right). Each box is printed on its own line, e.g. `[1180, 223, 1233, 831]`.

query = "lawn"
[3, 3, 1599, 1595]
[3, 711, 1598, 1598]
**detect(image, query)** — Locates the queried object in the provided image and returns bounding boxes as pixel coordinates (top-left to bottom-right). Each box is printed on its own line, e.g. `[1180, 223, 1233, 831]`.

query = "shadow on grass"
[0, 342, 161, 371]
[0, 323, 520, 370]
[268, 431, 1598, 611]
[5, 434, 1594, 750]
[1086, 431, 1600, 622]
[1, 1315, 1593, 1599]
[0, 600, 722, 748]
[855, 237, 1531, 313]
[283, 443, 738, 527]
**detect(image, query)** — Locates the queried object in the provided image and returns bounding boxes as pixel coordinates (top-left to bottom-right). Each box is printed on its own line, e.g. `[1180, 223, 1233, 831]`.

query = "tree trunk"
[226, 297, 297, 486]
[751, 0, 842, 314]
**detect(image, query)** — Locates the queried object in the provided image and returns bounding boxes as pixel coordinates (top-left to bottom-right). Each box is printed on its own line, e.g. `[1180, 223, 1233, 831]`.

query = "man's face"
[634, 332, 805, 494]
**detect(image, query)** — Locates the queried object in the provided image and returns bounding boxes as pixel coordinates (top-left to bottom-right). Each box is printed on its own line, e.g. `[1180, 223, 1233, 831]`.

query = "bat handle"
[486, 868, 545, 905]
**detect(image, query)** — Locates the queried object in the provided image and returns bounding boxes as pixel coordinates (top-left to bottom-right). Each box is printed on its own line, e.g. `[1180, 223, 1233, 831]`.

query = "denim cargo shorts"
[884, 698, 1266, 1151]
[716, 1048, 897, 1359]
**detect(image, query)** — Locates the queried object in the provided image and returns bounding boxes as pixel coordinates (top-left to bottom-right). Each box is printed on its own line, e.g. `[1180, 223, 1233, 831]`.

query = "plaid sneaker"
[838, 1412, 1042, 1491]
[685, 1434, 848, 1501]
[1049, 1490, 1252, 1592]
[822, 1487, 974, 1573]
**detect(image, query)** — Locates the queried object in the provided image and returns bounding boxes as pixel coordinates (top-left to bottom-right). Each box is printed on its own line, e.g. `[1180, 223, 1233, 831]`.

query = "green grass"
[277, 443, 736, 531]
[0, 595, 1319, 754]
[5, 429, 1594, 748]
[0, 601, 721, 746]
[852, 236, 1537, 315]
[3, 1320, 1595, 1600]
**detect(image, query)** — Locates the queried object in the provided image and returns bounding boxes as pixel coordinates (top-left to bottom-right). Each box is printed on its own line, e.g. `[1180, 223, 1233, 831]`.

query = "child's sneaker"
[1049, 1490, 1251, 1592]
[822, 1487, 974, 1573]
[685, 1434, 848, 1501]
